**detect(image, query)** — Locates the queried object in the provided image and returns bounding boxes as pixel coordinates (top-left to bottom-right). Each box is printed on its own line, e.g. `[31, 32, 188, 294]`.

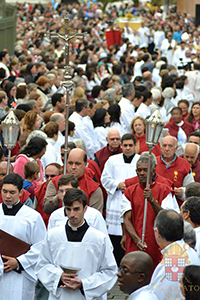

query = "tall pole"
[163, 0, 170, 21]
[45, 13, 86, 174]
[141, 148, 152, 244]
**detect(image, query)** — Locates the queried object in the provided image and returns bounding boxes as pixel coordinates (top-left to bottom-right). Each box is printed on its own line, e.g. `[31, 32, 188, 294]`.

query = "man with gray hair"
[118, 83, 137, 133]
[156, 136, 194, 206]
[150, 88, 167, 122]
[151, 209, 200, 299]
[183, 142, 200, 182]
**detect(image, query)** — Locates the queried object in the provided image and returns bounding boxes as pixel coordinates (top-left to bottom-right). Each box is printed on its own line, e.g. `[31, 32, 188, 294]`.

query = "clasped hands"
[60, 272, 82, 290]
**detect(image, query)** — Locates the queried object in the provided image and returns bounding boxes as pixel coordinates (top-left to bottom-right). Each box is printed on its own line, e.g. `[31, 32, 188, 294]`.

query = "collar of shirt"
[2, 201, 23, 216]
[161, 153, 177, 169]
[123, 153, 135, 163]
[65, 219, 89, 242]
[176, 120, 184, 127]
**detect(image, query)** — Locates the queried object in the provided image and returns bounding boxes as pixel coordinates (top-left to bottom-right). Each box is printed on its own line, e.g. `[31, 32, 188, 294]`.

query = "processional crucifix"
[46, 13, 86, 174]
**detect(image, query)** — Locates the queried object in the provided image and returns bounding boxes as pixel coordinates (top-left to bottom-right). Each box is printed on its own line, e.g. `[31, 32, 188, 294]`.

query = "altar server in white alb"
[48, 174, 109, 238]
[101, 133, 140, 265]
[0, 173, 46, 300]
[36, 188, 117, 300]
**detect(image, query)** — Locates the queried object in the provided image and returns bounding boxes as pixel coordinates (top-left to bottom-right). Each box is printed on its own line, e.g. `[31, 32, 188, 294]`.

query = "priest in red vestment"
[43, 148, 103, 214]
[156, 136, 194, 207]
[183, 143, 200, 183]
[94, 129, 122, 172]
[164, 107, 193, 142]
[122, 156, 178, 269]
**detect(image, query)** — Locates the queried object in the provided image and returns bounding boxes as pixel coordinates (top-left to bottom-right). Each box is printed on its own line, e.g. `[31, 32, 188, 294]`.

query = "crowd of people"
[0, 0, 200, 299]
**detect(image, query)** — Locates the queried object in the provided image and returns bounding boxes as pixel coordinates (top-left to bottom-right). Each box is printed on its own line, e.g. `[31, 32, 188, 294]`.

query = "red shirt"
[124, 182, 174, 269]
[134, 134, 162, 156]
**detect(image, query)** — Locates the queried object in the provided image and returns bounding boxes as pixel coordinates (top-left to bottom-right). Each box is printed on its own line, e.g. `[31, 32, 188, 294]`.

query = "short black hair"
[142, 91, 152, 103]
[182, 196, 200, 225]
[2, 173, 23, 191]
[188, 131, 200, 139]
[51, 93, 64, 107]
[91, 85, 104, 98]
[121, 133, 136, 144]
[63, 188, 87, 207]
[0, 51, 8, 61]
[75, 98, 88, 113]
[171, 106, 182, 115]
[58, 174, 79, 189]
[155, 210, 184, 242]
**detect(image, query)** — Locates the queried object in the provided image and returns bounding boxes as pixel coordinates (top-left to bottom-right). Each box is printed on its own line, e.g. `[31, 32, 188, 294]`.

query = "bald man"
[43, 148, 103, 214]
[94, 129, 122, 172]
[118, 251, 158, 299]
[184, 143, 200, 182]
[156, 136, 194, 206]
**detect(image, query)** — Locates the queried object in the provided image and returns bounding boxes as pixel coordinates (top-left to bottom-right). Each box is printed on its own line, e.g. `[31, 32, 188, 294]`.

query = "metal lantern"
[142, 110, 165, 244]
[146, 110, 165, 149]
[1, 111, 20, 174]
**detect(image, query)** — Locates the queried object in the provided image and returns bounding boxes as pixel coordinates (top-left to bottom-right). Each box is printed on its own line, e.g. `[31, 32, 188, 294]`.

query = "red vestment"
[51, 172, 99, 206]
[87, 159, 101, 184]
[95, 145, 122, 172]
[156, 156, 191, 207]
[124, 182, 173, 268]
[35, 182, 62, 227]
[164, 120, 193, 138]
[191, 159, 200, 183]
[125, 174, 173, 188]
[134, 134, 162, 156]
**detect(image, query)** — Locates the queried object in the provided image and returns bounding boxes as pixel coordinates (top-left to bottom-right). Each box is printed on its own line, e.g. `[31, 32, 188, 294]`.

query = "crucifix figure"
[46, 13, 86, 174]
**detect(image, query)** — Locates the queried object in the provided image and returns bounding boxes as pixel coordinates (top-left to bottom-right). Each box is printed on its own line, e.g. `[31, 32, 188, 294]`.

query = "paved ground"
[107, 282, 129, 300]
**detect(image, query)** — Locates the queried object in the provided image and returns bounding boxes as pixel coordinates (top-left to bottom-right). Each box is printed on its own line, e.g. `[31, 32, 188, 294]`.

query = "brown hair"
[23, 110, 38, 132]
[24, 161, 39, 178]
[36, 75, 50, 86]
[43, 121, 59, 138]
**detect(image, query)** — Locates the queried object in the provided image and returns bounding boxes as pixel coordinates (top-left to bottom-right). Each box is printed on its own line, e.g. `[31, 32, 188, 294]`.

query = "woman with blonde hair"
[72, 86, 86, 104]
[131, 116, 161, 156]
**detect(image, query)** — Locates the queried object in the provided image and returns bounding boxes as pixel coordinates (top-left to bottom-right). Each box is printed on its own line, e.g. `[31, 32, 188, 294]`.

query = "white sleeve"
[17, 214, 46, 282]
[82, 235, 117, 299]
[161, 193, 180, 213]
[0, 255, 3, 280]
[35, 233, 63, 297]
[182, 171, 194, 187]
[121, 194, 132, 217]
[101, 159, 121, 195]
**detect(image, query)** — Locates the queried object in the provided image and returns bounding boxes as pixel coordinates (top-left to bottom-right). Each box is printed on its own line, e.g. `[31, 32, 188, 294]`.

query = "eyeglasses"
[109, 138, 120, 141]
[118, 267, 143, 276]
[45, 174, 57, 179]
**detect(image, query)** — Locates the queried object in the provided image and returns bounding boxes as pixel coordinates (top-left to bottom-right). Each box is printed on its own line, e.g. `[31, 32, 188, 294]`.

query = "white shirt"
[119, 97, 135, 133]
[137, 27, 149, 47]
[135, 103, 151, 119]
[69, 111, 96, 159]
[129, 285, 158, 300]
[101, 153, 140, 235]
[41, 138, 63, 171]
[83, 115, 100, 152]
